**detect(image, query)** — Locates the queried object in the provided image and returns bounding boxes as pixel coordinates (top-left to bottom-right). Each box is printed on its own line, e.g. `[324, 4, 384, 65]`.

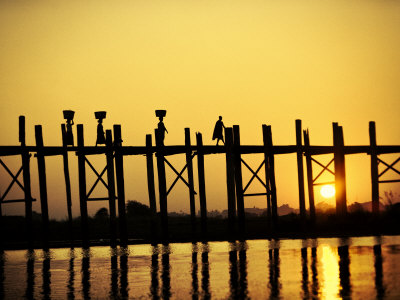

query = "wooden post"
[61, 124, 74, 244]
[185, 128, 197, 235]
[77, 124, 89, 248]
[146, 134, 158, 241]
[35, 125, 50, 249]
[296, 120, 306, 222]
[196, 132, 207, 237]
[303, 129, 315, 224]
[105, 130, 117, 248]
[114, 125, 128, 247]
[369, 122, 379, 214]
[233, 125, 245, 235]
[225, 127, 236, 236]
[333, 123, 347, 216]
[262, 125, 272, 228]
[266, 126, 278, 229]
[20, 116, 33, 248]
[155, 128, 168, 240]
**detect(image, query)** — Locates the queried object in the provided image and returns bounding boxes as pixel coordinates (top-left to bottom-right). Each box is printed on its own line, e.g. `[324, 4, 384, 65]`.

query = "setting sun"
[320, 185, 336, 198]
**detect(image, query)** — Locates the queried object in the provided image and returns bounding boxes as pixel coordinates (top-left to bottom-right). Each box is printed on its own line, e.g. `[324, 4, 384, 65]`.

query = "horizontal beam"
[313, 181, 335, 186]
[378, 179, 400, 184]
[87, 197, 116, 201]
[1, 198, 36, 204]
[243, 192, 268, 197]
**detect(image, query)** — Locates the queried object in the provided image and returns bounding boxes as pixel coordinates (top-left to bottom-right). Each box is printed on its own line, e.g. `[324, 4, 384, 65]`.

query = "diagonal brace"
[85, 157, 109, 198]
[378, 157, 400, 178]
[0, 158, 25, 191]
[241, 159, 267, 193]
[312, 157, 335, 183]
[164, 155, 197, 196]
[0, 165, 24, 201]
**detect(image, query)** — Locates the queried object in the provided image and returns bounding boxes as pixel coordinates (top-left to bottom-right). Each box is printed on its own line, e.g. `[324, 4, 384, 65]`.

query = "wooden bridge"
[1, 116, 399, 249]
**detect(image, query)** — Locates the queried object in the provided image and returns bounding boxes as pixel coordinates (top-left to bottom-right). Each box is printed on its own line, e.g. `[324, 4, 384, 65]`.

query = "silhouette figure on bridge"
[213, 116, 225, 145]
[95, 111, 106, 146]
[156, 110, 168, 146]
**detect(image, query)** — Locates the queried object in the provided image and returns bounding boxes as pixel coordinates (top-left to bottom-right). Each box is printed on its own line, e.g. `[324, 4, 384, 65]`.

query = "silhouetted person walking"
[96, 118, 105, 146]
[213, 116, 225, 145]
[158, 116, 168, 145]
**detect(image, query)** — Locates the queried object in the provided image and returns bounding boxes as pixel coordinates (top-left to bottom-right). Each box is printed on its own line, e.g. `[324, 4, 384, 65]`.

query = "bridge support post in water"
[233, 125, 245, 236]
[155, 128, 168, 241]
[61, 124, 74, 244]
[105, 130, 118, 248]
[185, 128, 197, 236]
[146, 134, 158, 241]
[196, 132, 207, 238]
[303, 129, 316, 224]
[35, 125, 50, 249]
[225, 127, 236, 238]
[114, 125, 128, 247]
[333, 123, 347, 216]
[369, 121, 379, 214]
[77, 124, 89, 248]
[296, 120, 306, 223]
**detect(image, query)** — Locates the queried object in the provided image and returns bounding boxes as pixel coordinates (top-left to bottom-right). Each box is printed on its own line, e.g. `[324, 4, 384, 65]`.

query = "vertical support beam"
[77, 124, 89, 248]
[266, 126, 278, 229]
[105, 130, 117, 248]
[185, 128, 197, 236]
[61, 124, 74, 244]
[114, 125, 128, 247]
[296, 120, 306, 222]
[20, 116, 33, 248]
[233, 125, 245, 235]
[333, 123, 347, 216]
[262, 125, 272, 228]
[369, 122, 379, 214]
[225, 127, 236, 237]
[35, 125, 49, 249]
[155, 128, 168, 240]
[303, 129, 315, 224]
[196, 132, 207, 237]
[146, 134, 158, 241]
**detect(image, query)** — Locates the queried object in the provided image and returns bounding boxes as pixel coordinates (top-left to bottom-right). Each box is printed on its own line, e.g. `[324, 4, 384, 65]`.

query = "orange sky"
[1, 0, 400, 219]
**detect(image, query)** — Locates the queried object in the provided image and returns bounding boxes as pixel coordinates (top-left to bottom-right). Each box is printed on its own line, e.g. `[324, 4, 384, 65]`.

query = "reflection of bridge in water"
[0, 238, 392, 299]
[1, 116, 400, 248]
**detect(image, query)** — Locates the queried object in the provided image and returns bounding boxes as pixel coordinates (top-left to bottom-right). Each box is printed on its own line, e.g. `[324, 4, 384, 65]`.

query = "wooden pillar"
[262, 125, 272, 228]
[114, 125, 128, 247]
[20, 116, 33, 248]
[35, 125, 50, 249]
[303, 129, 315, 224]
[61, 124, 74, 244]
[77, 124, 89, 248]
[105, 130, 117, 247]
[146, 134, 157, 241]
[296, 120, 306, 222]
[333, 123, 347, 216]
[225, 127, 236, 236]
[233, 125, 245, 235]
[266, 125, 278, 229]
[196, 132, 207, 237]
[185, 128, 196, 235]
[155, 128, 168, 240]
[369, 122, 379, 214]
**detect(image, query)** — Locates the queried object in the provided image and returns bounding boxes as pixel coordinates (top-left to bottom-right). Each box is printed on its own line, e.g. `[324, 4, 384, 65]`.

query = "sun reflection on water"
[321, 246, 340, 299]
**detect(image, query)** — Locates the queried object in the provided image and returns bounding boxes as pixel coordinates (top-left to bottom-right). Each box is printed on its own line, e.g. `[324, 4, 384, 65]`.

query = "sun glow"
[320, 185, 335, 198]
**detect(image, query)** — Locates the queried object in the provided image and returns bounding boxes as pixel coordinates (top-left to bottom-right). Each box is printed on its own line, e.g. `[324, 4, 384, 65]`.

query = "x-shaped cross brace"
[85, 157, 117, 200]
[0, 158, 26, 202]
[164, 154, 197, 196]
[241, 158, 268, 193]
[378, 157, 400, 178]
[311, 157, 335, 184]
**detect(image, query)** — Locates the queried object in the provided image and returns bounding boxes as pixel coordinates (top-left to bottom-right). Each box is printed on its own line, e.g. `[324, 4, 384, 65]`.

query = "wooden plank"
[369, 122, 379, 214]
[35, 125, 50, 249]
[77, 124, 89, 248]
[333, 123, 347, 216]
[296, 120, 306, 222]
[266, 125, 278, 229]
[146, 134, 158, 241]
[262, 125, 272, 229]
[114, 125, 128, 247]
[61, 124, 74, 244]
[196, 132, 207, 237]
[155, 128, 168, 240]
[225, 127, 236, 237]
[233, 125, 245, 235]
[106, 130, 117, 248]
[243, 193, 268, 197]
[303, 129, 315, 224]
[185, 128, 197, 236]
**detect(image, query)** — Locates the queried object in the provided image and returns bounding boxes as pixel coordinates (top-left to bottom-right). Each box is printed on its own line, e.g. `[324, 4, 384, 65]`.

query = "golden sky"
[1, 0, 400, 219]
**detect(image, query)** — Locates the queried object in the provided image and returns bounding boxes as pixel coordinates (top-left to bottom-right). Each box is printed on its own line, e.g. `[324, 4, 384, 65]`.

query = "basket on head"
[63, 110, 75, 120]
[95, 111, 107, 120]
[155, 110, 167, 118]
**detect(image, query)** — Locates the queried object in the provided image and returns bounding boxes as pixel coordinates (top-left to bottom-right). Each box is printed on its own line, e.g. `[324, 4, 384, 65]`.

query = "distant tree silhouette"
[94, 207, 109, 219]
[126, 200, 151, 217]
